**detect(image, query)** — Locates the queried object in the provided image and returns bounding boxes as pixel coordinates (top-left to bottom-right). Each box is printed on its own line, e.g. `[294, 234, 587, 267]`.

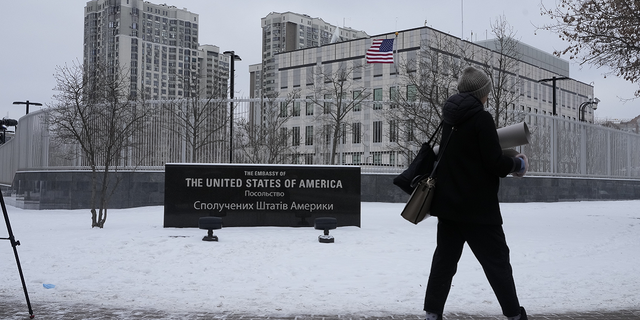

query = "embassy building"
[268, 25, 595, 167]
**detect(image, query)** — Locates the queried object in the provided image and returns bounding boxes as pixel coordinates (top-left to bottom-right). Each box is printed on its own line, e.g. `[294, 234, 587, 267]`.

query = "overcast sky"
[1, 0, 638, 122]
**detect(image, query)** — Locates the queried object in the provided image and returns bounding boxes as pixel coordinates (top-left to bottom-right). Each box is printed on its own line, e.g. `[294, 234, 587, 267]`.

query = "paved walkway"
[1, 299, 639, 320]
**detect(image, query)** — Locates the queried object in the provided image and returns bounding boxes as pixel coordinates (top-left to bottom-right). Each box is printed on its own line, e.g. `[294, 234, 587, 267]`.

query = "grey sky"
[1, 0, 637, 122]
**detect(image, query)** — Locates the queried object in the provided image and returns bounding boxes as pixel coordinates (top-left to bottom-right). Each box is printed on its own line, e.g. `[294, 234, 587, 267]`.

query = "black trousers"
[423, 218, 521, 317]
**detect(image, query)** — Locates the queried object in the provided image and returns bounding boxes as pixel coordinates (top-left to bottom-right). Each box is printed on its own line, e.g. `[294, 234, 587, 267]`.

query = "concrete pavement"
[2, 298, 640, 320]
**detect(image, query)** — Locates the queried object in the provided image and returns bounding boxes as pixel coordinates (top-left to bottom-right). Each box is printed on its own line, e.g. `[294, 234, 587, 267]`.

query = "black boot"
[519, 306, 528, 320]
[508, 307, 527, 320]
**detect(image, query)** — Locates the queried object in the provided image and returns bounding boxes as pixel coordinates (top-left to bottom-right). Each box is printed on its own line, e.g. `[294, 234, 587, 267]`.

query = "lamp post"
[537, 76, 569, 116]
[223, 51, 241, 163]
[579, 98, 600, 122]
[13, 100, 43, 115]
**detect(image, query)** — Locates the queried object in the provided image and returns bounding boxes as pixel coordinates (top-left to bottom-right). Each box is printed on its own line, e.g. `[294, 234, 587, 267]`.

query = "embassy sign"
[164, 164, 361, 228]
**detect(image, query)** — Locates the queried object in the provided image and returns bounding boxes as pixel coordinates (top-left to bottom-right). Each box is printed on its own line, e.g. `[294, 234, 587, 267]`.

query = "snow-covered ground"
[1, 201, 639, 316]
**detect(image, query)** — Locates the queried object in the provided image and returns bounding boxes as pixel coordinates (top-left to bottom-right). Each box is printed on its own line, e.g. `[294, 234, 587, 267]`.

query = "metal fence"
[0, 110, 50, 185]
[1, 103, 639, 186]
[521, 113, 640, 178]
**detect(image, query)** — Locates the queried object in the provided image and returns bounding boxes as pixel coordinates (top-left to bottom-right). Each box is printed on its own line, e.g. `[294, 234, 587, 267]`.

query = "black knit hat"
[457, 66, 492, 101]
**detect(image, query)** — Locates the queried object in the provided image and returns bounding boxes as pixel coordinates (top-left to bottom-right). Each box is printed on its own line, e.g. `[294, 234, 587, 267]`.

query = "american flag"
[366, 39, 395, 63]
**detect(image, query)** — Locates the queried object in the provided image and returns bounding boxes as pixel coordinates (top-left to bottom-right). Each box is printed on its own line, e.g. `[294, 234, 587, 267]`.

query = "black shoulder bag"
[399, 125, 453, 224]
[393, 122, 443, 195]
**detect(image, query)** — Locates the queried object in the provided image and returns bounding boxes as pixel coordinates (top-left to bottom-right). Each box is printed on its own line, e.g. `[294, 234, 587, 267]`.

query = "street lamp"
[537, 76, 570, 116]
[579, 98, 600, 122]
[13, 100, 43, 115]
[223, 51, 241, 163]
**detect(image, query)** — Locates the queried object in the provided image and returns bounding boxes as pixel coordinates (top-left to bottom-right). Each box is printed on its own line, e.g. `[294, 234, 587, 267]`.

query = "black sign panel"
[164, 164, 361, 228]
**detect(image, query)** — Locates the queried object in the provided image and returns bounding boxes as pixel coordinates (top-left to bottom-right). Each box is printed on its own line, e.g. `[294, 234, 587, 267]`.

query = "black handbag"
[399, 124, 453, 224]
[393, 122, 443, 195]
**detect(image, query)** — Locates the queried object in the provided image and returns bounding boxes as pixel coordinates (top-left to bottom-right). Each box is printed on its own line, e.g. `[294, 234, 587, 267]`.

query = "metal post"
[537, 76, 569, 116]
[551, 117, 557, 174]
[552, 80, 557, 116]
[229, 57, 235, 163]
[606, 131, 612, 176]
[13, 100, 43, 115]
[580, 123, 587, 175]
[224, 51, 241, 163]
[627, 135, 632, 177]
[578, 98, 599, 122]
[579, 102, 587, 122]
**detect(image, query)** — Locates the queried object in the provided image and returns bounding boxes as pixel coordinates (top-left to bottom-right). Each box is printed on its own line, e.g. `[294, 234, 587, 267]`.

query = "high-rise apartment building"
[248, 12, 369, 127]
[82, 0, 231, 165]
[84, 0, 229, 100]
[254, 12, 369, 98]
[198, 44, 230, 98]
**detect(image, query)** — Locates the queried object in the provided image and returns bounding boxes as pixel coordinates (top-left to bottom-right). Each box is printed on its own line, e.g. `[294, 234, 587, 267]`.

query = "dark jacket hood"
[442, 93, 484, 126]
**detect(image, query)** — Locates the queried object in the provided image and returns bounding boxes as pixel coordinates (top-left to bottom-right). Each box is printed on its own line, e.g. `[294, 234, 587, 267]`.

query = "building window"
[353, 153, 361, 164]
[323, 94, 332, 114]
[352, 122, 361, 144]
[324, 124, 331, 144]
[373, 63, 383, 77]
[279, 102, 287, 117]
[373, 152, 382, 165]
[406, 120, 415, 142]
[407, 84, 417, 102]
[305, 96, 314, 115]
[280, 127, 288, 146]
[291, 154, 301, 164]
[353, 90, 362, 111]
[293, 101, 301, 116]
[389, 86, 399, 109]
[292, 126, 300, 146]
[389, 120, 397, 142]
[373, 121, 382, 143]
[304, 154, 313, 164]
[373, 88, 383, 110]
[305, 126, 314, 145]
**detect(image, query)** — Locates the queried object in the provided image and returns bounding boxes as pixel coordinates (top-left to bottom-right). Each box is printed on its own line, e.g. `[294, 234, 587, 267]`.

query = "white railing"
[1, 102, 639, 186]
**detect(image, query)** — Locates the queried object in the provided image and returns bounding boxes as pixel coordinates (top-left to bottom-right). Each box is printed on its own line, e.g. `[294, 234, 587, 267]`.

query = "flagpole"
[461, 0, 464, 40]
[393, 32, 398, 75]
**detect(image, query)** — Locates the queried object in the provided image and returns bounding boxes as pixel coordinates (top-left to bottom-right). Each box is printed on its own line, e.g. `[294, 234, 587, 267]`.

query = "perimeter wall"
[5, 171, 639, 210]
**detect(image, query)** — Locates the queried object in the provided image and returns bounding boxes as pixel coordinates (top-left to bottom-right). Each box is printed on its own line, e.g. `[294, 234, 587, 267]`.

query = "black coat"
[430, 93, 517, 225]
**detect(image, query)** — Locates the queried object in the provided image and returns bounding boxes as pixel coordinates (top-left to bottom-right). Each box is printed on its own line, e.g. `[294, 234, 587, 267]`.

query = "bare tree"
[158, 73, 228, 163]
[309, 62, 372, 165]
[235, 91, 300, 164]
[387, 31, 468, 165]
[480, 15, 525, 128]
[540, 0, 640, 96]
[49, 61, 148, 228]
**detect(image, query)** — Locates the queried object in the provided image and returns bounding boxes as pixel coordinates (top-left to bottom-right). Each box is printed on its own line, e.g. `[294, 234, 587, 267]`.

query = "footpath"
[1, 299, 640, 320]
